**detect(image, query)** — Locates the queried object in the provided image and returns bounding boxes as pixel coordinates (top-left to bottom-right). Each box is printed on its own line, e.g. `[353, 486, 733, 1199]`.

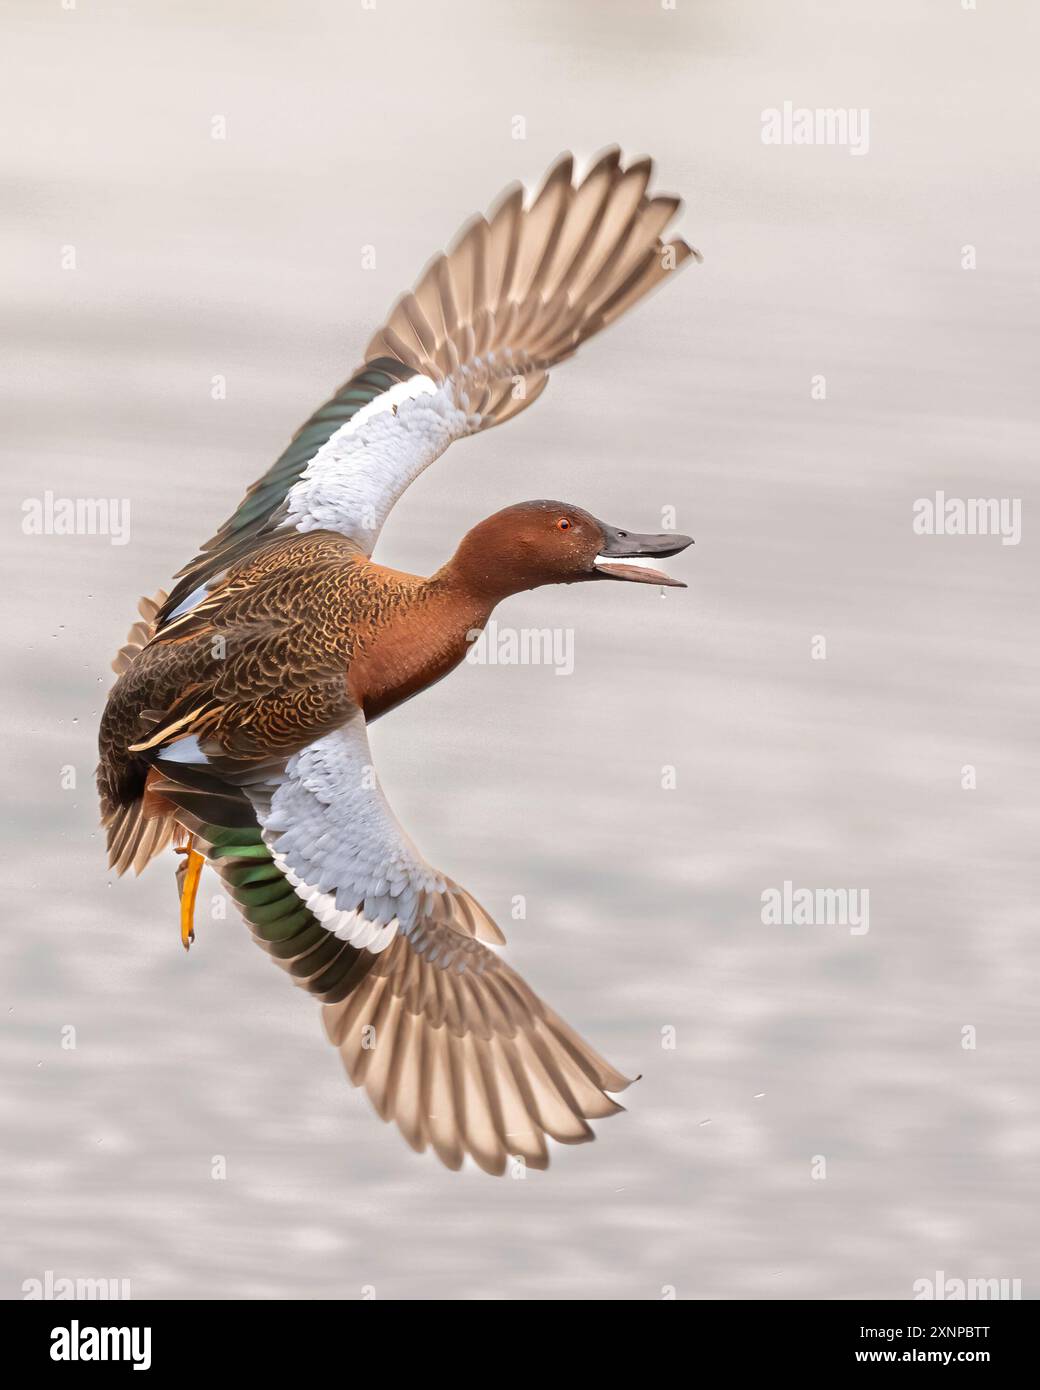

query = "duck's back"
[96, 531, 386, 871]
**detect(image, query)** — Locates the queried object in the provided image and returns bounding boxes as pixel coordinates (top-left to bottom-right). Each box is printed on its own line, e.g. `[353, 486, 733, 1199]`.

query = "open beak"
[592, 521, 694, 587]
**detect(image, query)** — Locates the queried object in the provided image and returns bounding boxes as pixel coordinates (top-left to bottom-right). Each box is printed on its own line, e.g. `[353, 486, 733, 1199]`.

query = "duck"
[97, 147, 698, 1175]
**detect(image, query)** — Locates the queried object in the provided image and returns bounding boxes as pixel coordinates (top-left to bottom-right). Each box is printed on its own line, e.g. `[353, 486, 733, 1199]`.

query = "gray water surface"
[2, 0, 1038, 1300]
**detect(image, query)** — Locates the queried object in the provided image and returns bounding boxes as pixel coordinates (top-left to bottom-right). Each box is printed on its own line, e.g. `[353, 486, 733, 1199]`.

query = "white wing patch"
[282, 377, 474, 554]
[253, 721, 447, 954]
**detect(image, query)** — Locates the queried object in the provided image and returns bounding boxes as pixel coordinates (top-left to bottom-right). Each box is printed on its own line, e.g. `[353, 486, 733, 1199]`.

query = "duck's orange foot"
[174, 834, 205, 951]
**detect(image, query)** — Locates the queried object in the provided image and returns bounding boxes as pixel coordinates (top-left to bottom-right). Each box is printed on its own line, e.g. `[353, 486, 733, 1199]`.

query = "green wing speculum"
[211, 827, 376, 999]
[158, 357, 417, 625]
[152, 763, 378, 1002]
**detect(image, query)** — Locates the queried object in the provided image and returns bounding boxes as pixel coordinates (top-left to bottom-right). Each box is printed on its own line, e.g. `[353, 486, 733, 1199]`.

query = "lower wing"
[149, 716, 634, 1174]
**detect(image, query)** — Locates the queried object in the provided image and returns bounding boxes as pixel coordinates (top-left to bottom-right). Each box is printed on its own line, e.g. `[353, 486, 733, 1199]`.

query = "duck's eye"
[556, 517, 571, 531]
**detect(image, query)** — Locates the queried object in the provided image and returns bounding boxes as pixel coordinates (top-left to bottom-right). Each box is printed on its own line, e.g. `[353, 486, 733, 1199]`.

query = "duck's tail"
[98, 591, 179, 876]
[102, 790, 176, 877]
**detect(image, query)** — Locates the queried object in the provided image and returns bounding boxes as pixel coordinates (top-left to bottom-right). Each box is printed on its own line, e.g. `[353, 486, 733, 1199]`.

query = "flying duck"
[97, 148, 698, 1174]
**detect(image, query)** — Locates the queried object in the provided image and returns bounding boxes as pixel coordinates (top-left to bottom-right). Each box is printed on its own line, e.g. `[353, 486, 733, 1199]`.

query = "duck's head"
[451, 500, 693, 597]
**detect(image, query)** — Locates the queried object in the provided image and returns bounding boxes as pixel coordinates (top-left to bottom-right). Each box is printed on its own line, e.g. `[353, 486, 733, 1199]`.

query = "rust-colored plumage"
[97, 150, 698, 1173]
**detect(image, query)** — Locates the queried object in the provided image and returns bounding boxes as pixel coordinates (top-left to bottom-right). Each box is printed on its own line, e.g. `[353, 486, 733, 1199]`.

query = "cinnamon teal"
[98, 148, 698, 1174]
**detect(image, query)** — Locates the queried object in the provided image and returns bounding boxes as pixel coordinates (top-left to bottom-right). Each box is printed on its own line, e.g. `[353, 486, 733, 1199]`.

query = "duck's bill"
[592, 525, 694, 587]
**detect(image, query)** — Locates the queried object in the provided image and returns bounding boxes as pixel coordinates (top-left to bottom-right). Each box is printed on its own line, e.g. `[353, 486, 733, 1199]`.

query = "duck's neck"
[347, 557, 507, 722]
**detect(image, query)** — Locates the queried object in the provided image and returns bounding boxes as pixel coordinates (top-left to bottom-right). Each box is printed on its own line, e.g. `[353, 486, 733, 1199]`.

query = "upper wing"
[158, 147, 697, 625]
[149, 716, 633, 1173]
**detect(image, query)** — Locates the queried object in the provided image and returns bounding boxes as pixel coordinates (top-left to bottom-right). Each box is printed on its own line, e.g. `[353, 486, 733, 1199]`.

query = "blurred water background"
[2, 0, 1038, 1299]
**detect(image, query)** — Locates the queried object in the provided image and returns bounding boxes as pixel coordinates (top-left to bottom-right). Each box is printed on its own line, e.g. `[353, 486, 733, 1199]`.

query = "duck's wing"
[149, 716, 633, 1174]
[158, 148, 697, 625]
